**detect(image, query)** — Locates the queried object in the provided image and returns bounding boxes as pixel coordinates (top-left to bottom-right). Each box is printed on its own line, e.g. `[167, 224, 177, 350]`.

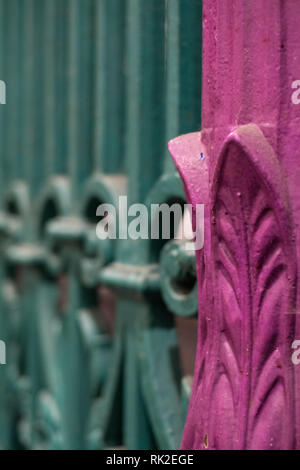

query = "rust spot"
[203, 433, 208, 449]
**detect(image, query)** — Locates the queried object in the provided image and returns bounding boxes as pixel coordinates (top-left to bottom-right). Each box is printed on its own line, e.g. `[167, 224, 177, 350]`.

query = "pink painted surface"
[169, 0, 300, 450]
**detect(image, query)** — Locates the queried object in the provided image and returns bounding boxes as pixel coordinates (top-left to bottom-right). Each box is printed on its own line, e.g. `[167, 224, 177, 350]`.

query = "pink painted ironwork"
[169, 0, 300, 450]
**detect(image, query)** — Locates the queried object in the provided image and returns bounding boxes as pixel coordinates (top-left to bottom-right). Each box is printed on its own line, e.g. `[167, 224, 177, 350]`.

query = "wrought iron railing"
[0, 0, 202, 450]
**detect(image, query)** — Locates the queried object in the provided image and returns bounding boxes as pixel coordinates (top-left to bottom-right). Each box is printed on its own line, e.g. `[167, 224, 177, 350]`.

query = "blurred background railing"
[0, 0, 202, 450]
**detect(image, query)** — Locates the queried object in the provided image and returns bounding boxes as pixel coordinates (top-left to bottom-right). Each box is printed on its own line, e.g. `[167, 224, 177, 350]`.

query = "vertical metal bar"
[66, 0, 81, 200]
[125, 0, 166, 204]
[43, 0, 56, 180]
[6, 0, 23, 182]
[93, 0, 126, 174]
[54, 0, 68, 175]
[164, 0, 202, 173]
[1, 0, 10, 194]
[164, 0, 180, 175]
[92, 0, 106, 173]
[31, 0, 46, 196]
[78, 0, 93, 187]
[0, 0, 5, 200]
[66, 0, 94, 201]
[16, 0, 25, 182]
[123, 301, 155, 450]
[22, 0, 35, 192]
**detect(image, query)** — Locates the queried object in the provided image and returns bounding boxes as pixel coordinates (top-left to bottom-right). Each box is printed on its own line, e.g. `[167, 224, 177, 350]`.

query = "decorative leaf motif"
[207, 129, 296, 449]
[250, 378, 284, 450]
[210, 370, 235, 450]
[170, 126, 296, 450]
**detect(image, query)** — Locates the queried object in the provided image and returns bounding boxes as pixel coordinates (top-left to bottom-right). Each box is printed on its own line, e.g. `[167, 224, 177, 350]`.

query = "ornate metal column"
[170, 0, 300, 450]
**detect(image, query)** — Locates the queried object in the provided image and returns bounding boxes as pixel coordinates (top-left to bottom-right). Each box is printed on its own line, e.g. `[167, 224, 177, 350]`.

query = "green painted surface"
[0, 0, 202, 450]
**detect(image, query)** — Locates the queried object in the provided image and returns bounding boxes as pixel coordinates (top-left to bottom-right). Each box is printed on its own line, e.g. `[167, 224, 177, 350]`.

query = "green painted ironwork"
[0, 0, 202, 450]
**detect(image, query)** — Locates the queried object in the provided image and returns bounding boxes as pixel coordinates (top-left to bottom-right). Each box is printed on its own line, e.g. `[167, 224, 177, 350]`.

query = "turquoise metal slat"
[125, 0, 166, 205]
[93, 0, 126, 174]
